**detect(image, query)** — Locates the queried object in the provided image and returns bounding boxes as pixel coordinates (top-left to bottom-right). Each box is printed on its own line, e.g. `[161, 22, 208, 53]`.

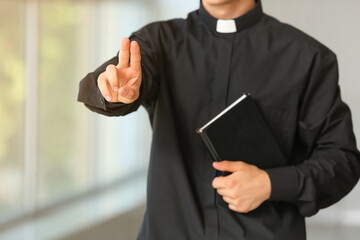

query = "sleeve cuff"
[265, 166, 299, 201]
[77, 71, 107, 111]
[106, 101, 126, 109]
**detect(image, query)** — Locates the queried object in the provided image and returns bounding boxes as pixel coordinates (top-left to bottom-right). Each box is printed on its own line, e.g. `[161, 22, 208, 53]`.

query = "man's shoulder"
[261, 14, 335, 57]
[132, 10, 201, 37]
[133, 17, 187, 36]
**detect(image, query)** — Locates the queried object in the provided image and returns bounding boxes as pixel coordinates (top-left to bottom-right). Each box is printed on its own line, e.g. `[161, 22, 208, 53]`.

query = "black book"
[196, 93, 287, 169]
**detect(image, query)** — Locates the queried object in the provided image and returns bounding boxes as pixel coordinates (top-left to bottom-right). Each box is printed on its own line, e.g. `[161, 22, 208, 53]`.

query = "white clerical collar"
[216, 19, 237, 33]
[199, 0, 263, 34]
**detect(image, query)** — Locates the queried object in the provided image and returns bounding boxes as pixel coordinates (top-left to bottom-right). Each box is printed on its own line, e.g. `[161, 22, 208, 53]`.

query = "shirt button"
[100, 97, 104, 105]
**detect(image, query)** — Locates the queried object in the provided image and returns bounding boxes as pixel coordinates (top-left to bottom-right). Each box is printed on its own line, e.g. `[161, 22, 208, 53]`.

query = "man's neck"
[202, 0, 256, 20]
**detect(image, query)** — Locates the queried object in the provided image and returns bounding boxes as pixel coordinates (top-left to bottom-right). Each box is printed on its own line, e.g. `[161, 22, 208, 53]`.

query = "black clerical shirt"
[78, 1, 360, 239]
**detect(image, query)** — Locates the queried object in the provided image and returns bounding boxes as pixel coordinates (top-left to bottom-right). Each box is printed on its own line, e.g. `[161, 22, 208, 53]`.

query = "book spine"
[198, 131, 222, 162]
[198, 131, 229, 176]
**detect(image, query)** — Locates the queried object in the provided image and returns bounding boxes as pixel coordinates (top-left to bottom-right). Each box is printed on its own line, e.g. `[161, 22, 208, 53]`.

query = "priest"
[78, 0, 360, 239]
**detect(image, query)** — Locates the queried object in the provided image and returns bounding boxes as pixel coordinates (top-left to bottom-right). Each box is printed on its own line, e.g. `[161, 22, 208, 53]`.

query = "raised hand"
[97, 37, 142, 104]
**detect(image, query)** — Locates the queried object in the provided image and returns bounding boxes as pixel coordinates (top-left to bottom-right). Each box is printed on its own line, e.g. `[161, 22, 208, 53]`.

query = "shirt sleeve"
[77, 25, 160, 117]
[265, 52, 360, 217]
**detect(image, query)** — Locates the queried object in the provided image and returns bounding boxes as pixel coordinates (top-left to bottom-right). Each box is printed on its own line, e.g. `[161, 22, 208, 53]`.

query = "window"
[0, 0, 26, 223]
[0, 0, 152, 227]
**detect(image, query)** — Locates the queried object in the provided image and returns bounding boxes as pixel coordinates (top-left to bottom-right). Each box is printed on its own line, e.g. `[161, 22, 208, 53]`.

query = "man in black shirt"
[78, 0, 360, 239]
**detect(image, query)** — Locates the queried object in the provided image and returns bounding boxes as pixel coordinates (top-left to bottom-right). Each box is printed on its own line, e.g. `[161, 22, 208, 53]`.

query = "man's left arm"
[213, 52, 360, 217]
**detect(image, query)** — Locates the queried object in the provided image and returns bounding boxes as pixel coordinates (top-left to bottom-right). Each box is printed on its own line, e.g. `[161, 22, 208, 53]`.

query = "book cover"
[196, 94, 287, 169]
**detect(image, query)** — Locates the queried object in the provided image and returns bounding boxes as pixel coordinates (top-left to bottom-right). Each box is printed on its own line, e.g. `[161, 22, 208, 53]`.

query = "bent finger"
[212, 176, 227, 189]
[97, 73, 112, 102]
[216, 188, 228, 197]
[222, 196, 235, 205]
[228, 204, 239, 212]
[105, 64, 119, 91]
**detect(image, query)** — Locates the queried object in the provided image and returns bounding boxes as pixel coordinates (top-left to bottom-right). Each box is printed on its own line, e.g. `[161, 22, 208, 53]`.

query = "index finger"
[117, 37, 130, 69]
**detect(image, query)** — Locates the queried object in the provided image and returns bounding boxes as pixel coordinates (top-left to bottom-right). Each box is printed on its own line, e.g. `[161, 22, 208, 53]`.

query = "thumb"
[118, 83, 140, 103]
[213, 161, 246, 172]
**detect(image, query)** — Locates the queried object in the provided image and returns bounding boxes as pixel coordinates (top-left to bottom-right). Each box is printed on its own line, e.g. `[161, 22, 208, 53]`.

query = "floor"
[65, 205, 360, 240]
[306, 224, 360, 240]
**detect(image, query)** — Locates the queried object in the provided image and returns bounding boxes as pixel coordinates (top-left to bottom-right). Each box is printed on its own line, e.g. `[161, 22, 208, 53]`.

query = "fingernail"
[213, 162, 220, 167]
[113, 87, 119, 92]
[106, 96, 111, 101]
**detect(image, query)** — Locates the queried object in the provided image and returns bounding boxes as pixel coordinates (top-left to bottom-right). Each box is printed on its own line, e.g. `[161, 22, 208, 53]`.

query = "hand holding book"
[212, 160, 272, 213]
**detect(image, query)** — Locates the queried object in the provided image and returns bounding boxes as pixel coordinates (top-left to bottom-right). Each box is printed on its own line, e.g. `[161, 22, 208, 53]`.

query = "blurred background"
[0, 0, 359, 239]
